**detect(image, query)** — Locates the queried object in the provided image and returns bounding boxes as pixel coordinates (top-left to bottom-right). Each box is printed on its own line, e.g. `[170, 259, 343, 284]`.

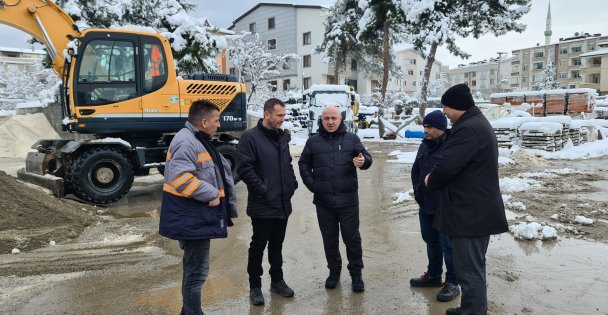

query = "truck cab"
[303, 84, 359, 136]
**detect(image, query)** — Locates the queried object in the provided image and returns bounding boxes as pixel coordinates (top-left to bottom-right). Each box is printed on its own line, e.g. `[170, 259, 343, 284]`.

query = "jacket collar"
[256, 118, 282, 139]
[185, 121, 198, 134]
[452, 106, 481, 128]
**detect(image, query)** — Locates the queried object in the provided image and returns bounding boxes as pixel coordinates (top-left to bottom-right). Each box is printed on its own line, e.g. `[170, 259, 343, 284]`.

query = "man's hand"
[208, 197, 220, 206]
[424, 174, 429, 187]
[353, 153, 365, 168]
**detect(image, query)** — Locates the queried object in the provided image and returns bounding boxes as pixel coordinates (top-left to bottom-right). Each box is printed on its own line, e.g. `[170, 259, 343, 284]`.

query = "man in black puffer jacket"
[237, 98, 298, 306]
[299, 106, 372, 293]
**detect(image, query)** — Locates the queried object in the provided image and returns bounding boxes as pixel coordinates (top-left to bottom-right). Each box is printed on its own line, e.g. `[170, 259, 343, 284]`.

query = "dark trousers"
[179, 239, 210, 315]
[247, 217, 288, 288]
[316, 205, 363, 275]
[419, 212, 457, 285]
[453, 236, 490, 315]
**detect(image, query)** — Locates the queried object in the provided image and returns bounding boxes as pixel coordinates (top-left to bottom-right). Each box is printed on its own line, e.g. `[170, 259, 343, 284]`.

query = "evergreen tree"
[535, 58, 559, 90]
[399, 0, 531, 116]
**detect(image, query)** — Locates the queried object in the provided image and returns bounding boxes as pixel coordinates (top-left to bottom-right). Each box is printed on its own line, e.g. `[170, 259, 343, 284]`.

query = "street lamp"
[497, 51, 507, 93]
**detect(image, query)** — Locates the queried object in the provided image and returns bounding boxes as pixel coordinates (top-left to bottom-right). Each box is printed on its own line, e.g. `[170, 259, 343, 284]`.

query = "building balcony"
[580, 64, 602, 74]
[579, 82, 600, 90]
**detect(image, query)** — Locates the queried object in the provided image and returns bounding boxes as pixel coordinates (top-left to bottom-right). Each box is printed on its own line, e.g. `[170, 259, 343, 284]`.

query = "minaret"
[544, 2, 552, 45]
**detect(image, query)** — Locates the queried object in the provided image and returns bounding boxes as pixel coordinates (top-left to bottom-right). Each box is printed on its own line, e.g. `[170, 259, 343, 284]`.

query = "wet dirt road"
[1, 142, 608, 315]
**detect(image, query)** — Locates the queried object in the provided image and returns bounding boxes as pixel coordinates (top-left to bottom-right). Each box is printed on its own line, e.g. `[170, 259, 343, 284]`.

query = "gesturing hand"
[353, 153, 365, 168]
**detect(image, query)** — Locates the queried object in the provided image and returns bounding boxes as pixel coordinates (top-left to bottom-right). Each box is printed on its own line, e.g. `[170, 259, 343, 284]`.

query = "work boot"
[270, 280, 295, 297]
[325, 270, 341, 289]
[409, 272, 442, 287]
[249, 287, 264, 306]
[445, 307, 461, 315]
[351, 274, 365, 293]
[437, 282, 460, 302]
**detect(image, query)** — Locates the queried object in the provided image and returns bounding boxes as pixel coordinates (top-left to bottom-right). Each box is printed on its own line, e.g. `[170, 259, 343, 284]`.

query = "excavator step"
[17, 168, 65, 198]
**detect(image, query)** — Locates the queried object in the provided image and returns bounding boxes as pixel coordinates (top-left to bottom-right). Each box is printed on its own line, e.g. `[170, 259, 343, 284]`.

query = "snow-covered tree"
[427, 77, 449, 98]
[315, 0, 383, 84]
[398, 0, 531, 116]
[0, 63, 59, 105]
[55, 0, 217, 73]
[226, 33, 299, 105]
[535, 58, 559, 90]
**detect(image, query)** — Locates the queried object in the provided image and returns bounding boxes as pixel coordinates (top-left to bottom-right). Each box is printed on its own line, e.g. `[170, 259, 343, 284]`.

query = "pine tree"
[399, 0, 531, 116]
[535, 58, 560, 90]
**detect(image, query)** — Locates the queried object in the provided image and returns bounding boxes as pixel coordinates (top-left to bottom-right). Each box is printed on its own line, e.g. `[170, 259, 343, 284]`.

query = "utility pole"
[496, 52, 507, 93]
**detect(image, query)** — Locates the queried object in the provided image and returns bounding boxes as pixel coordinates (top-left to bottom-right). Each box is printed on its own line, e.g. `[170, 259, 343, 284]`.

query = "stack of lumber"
[519, 122, 564, 151]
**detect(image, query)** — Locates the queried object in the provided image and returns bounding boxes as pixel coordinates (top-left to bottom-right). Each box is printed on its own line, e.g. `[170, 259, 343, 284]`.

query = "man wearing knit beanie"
[410, 110, 460, 303]
[425, 84, 507, 315]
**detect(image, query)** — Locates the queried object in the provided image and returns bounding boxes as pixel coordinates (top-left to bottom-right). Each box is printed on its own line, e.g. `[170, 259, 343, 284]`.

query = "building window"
[282, 62, 290, 70]
[403, 80, 407, 86]
[303, 77, 311, 89]
[588, 43, 596, 51]
[464, 73, 469, 78]
[303, 55, 311, 68]
[471, 71, 476, 78]
[523, 52, 529, 60]
[249, 23, 256, 33]
[533, 62, 543, 70]
[559, 47, 568, 54]
[571, 70, 581, 78]
[229, 67, 236, 75]
[512, 54, 519, 61]
[268, 17, 275, 30]
[471, 80, 476, 87]
[559, 72, 567, 79]
[267, 39, 276, 50]
[510, 77, 519, 84]
[407, 69, 414, 75]
[559, 59, 564, 67]
[522, 76, 527, 83]
[593, 74, 600, 84]
[523, 64, 529, 71]
[490, 78, 495, 85]
[512, 65, 519, 72]
[410, 59, 416, 65]
[533, 51, 544, 58]
[283, 79, 291, 91]
[326, 75, 335, 84]
[303, 32, 311, 45]
[351, 59, 357, 71]
[572, 58, 582, 66]
[413, 81, 416, 86]
[571, 46, 582, 53]
[569, 84, 576, 89]
[532, 74, 541, 82]
[420, 70, 423, 76]
[436, 73, 441, 79]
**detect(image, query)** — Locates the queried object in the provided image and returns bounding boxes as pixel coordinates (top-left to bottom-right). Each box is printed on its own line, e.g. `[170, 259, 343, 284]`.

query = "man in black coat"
[237, 98, 298, 306]
[410, 110, 460, 302]
[425, 84, 508, 315]
[298, 106, 372, 293]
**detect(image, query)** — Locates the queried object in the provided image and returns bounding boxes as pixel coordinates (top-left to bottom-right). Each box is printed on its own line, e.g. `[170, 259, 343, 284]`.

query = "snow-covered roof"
[580, 48, 608, 58]
[0, 47, 46, 55]
[490, 88, 598, 98]
[230, 3, 327, 29]
[304, 84, 351, 94]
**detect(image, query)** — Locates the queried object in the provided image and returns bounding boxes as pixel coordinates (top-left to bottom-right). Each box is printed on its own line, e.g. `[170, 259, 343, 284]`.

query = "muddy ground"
[0, 141, 607, 314]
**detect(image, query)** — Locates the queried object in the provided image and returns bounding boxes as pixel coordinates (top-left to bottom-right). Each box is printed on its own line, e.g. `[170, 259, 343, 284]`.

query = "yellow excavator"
[0, 0, 247, 204]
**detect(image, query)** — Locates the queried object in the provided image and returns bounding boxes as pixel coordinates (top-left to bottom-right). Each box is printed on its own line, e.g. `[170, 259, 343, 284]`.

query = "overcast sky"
[1, 0, 606, 68]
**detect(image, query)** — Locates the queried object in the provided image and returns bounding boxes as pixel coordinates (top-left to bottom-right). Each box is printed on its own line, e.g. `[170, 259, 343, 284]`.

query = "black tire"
[215, 144, 239, 184]
[66, 147, 134, 204]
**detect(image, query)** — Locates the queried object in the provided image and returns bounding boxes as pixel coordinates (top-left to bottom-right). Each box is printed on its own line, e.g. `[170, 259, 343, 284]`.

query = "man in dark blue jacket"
[410, 110, 460, 302]
[237, 98, 298, 306]
[299, 106, 372, 293]
[425, 84, 508, 315]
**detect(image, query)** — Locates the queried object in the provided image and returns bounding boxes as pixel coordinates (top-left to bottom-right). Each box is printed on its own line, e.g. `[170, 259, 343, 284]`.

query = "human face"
[263, 104, 286, 130]
[321, 107, 342, 133]
[442, 105, 464, 124]
[423, 125, 444, 140]
[199, 110, 221, 136]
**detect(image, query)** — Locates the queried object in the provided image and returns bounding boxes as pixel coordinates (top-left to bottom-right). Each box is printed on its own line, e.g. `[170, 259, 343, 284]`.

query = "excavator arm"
[0, 0, 80, 76]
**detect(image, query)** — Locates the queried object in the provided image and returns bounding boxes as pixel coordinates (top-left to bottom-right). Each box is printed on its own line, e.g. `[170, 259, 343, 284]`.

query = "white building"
[0, 47, 46, 72]
[449, 57, 513, 97]
[388, 47, 449, 94]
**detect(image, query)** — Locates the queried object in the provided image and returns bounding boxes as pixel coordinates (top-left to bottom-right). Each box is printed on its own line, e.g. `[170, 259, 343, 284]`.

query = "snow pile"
[574, 215, 594, 225]
[387, 149, 417, 164]
[510, 222, 557, 240]
[393, 189, 414, 204]
[0, 113, 60, 158]
[499, 177, 542, 193]
[530, 138, 608, 160]
[498, 156, 514, 165]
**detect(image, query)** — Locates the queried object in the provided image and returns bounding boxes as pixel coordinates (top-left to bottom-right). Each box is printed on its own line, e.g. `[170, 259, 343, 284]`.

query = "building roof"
[229, 2, 327, 30]
[580, 48, 608, 58]
[0, 46, 46, 55]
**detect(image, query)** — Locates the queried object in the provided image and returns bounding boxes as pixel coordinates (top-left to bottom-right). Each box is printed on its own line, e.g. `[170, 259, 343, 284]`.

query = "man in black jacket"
[410, 110, 460, 302]
[425, 84, 508, 315]
[298, 106, 372, 293]
[237, 98, 298, 306]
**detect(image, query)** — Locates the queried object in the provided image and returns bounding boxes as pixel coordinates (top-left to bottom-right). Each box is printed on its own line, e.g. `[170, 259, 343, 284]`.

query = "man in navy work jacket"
[237, 98, 298, 306]
[425, 84, 508, 315]
[410, 110, 460, 302]
[159, 100, 238, 315]
[298, 106, 372, 293]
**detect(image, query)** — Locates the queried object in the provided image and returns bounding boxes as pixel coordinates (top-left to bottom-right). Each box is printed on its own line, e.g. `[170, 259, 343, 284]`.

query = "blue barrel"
[405, 130, 425, 138]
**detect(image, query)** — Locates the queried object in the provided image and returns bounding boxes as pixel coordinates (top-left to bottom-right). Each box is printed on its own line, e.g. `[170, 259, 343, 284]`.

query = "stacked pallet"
[542, 116, 571, 148]
[519, 122, 564, 151]
[491, 117, 536, 147]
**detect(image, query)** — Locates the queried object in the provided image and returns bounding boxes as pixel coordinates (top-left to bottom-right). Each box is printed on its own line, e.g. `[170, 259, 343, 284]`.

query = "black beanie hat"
[422, 110, 447, 131]
[441, 83, 475, 111]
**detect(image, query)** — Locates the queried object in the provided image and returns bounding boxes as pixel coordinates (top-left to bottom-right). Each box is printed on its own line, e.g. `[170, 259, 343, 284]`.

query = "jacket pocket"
[200, 205, 220, 225]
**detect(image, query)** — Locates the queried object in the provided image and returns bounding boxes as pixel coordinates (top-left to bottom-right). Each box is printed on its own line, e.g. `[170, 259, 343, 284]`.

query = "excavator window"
[142, 38, 167, 93]
[76, 40, 137, 106]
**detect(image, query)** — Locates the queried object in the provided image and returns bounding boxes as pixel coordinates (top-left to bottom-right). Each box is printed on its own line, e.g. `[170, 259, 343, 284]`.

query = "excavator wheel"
[66, 147, 134, 204]
[215, 144, 239, 184]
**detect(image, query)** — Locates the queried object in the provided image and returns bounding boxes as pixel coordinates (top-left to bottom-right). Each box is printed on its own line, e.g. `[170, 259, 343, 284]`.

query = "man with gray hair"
[299, 106, 372, 293]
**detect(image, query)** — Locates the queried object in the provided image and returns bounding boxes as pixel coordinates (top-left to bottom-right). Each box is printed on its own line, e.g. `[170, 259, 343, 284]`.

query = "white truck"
[303, 84, 359, 136]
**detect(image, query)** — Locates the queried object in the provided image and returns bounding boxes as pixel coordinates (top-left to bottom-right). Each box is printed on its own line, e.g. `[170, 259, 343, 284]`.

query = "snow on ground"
[526, 138, 608, 160]
[574, 215, 594, 225]
[499, 177, 542, 193]
[510, 222, 558, 240]
[387, 149, 418, 164]
[392, 189, 414, 204]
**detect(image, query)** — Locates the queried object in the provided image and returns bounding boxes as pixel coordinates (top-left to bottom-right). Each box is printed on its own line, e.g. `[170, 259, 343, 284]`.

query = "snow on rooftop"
[0, 46, 46, 55]
[579, 48, 608, 58]
[490, 88, 598, 98]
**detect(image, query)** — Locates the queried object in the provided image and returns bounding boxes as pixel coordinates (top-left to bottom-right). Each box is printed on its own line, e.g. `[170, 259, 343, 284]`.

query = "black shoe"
[325, 270, 341, 289]
[410, 272, 442, 287]
[351, 274, 365, 293]
[445, 307, 461, 315]
[270, 280, 295, 297]
[437, 282, 460, 302]
[249, 287, 264, 306]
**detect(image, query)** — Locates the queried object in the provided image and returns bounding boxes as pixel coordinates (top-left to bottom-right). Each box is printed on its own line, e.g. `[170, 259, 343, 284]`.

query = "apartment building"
[580, 40, 608, 95]
[449, 57, 512, 97]
[227, 3, 375, 94]
[511, 33, 608, 94]
[387, 47, 449, 94]
[0, 47, 46, 72]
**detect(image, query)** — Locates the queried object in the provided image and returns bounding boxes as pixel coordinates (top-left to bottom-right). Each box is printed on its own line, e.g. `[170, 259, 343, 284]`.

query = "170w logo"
[222, 115, 242, 122]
